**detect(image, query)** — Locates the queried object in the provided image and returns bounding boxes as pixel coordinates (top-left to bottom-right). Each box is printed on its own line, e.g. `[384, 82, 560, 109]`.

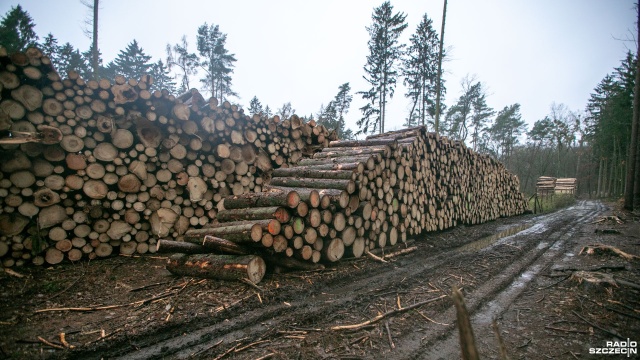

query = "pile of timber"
[536, 176, 556, 195]
[177, 126, 529, 267]
[0, 46, 332, 267]
[555, 178, 577, 195]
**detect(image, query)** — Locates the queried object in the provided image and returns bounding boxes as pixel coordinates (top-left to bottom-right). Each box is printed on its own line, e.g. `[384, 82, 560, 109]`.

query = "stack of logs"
[0, 46, 332, 267]
[0, 46, 529, 273]
[175, 126, 529, 269]
[554, 178, 577, 195]
[536, 176, 556, 196]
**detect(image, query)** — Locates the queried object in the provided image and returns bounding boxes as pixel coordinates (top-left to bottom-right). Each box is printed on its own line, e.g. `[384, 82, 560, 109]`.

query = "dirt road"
[2, 199, 639, 359]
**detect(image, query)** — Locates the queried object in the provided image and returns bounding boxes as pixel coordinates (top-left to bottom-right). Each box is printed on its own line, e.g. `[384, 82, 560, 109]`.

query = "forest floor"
[0, 199, 639, 360]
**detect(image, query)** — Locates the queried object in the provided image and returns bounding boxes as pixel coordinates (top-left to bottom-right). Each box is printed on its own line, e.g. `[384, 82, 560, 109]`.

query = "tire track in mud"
[75, 201, 604, 359]
[398, 200, 604, 360]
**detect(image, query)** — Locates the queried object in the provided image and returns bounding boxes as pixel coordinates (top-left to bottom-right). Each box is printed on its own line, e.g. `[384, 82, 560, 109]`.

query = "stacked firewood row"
[554, 178, 577, 195]
[536, 176, 556, 195]
[0, 46, 331, 267]
[178, 126, 528, 267]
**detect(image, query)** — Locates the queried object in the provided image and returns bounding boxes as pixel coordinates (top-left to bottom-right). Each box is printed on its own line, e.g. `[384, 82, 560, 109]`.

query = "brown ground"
[0, 199, 638, 360]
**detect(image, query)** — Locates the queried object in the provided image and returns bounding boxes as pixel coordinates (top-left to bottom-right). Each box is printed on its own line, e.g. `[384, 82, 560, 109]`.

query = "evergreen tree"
[487, 104, 526, 164]
[402, 13, 442, 129]
[317, 83, 355, 139]
[197, 23, 237, 101]
[112, 40, 152, 80]
[56, 42, 91, 78]
[150, 60, 176, 93]
[0, 5, 38, 53]
[248, 96, 264, 116]
[469, 83, 494, 151]
[40, 33, 60, 68]
[166, 35, 199, 93]
[264, 105, 273, 118]
[357, 1, 407, 135]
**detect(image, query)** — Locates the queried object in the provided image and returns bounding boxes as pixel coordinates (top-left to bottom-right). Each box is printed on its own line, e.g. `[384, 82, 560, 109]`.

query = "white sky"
[1, 0, 636, 137]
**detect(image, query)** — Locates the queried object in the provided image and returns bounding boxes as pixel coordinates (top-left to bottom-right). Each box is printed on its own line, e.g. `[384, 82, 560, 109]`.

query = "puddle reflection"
[459, 223, 533, 252]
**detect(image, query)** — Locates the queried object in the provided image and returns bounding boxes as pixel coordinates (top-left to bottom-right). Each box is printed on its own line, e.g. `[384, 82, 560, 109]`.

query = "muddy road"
[2, 199, 639, 359]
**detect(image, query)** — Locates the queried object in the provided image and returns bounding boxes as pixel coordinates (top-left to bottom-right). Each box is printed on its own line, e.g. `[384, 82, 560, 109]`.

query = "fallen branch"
[571, 310, 623, 339]
[36, 288, 177, 313]
[331, 294, 447, 331]
[364, 249, 388, 263]
[384, 321, 395, 350]
[579, 244, 638, 261]
[37, 336, 64, 350]
[383, 246, 418, 260]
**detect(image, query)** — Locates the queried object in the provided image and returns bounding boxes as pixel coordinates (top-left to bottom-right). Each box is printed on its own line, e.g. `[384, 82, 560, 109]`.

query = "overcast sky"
[1, 1, 636, 137]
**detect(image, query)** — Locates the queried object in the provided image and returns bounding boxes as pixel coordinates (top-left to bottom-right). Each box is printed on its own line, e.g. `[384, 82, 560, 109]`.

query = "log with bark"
[166, 253, 266, 284]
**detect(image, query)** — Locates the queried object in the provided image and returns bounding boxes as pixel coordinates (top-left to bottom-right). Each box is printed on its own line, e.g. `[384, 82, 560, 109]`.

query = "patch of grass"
[528, 194, 576, 213]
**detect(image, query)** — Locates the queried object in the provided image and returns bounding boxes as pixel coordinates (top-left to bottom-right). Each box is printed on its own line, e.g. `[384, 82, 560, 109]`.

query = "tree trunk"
[166, 253, 266, 284]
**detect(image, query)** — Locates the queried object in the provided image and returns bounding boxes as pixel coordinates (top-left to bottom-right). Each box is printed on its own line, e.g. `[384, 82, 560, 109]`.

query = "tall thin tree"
[626, 3, 640, 210]
[403, 13, 442, 129]
[434, 0, 447, 134]
[357, 1, 407, 135]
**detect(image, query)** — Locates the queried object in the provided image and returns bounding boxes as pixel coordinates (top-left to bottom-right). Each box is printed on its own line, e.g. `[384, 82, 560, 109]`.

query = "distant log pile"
[555, 178, 577, 195]
[0, 46, 331, 267]
[536, 176, 576, 196]
[536, 176, 556, 196]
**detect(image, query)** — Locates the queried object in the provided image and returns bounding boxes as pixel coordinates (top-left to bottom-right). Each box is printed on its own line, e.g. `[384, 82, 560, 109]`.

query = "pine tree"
[40, 33, 60, 68]
[0, 5, 38, 53]
[248, 96, 264, 116]
[264, 105, 273, 118]
[56, 42, 91, 78]
[487, 104, 526, 164]
[402, 13, 442, 129]
[317, 83, 355, 140]
[150, 60, 176, 93]
[469, 83, 493, 151]
[166, 35, 199, 94]
[357, 1, 408, 135]
[112, 40, 152, 80]
[197, 23, 237, 101]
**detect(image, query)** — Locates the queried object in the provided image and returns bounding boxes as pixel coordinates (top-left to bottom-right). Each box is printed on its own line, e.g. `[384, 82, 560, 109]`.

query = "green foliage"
[585, 52, 635, 162]
[56, 42, 91, 78]
[486, 103, 526, 162]
[0, 5, 38, 53]
[110, 39, 152, 81]
[150, 60, 176, 93]
[197, 23, 237, 101]
[529, 194, 576, 213]
[264, 105, 273, 118]
[248, 96, 264, 116]
[402, 13, 442, 129]
[443, 78, 493, 153]
[317, 83, 355, 140]
[358, 1, 408, 135]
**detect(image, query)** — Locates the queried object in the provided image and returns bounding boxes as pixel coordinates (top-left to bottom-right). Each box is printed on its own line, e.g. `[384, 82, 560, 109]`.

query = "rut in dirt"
[68, 200, 605, 360]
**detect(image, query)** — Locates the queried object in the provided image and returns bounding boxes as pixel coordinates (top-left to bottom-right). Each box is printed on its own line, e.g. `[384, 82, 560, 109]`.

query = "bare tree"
[81, 0, 100, 79]
[434, 0, 447, 134]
